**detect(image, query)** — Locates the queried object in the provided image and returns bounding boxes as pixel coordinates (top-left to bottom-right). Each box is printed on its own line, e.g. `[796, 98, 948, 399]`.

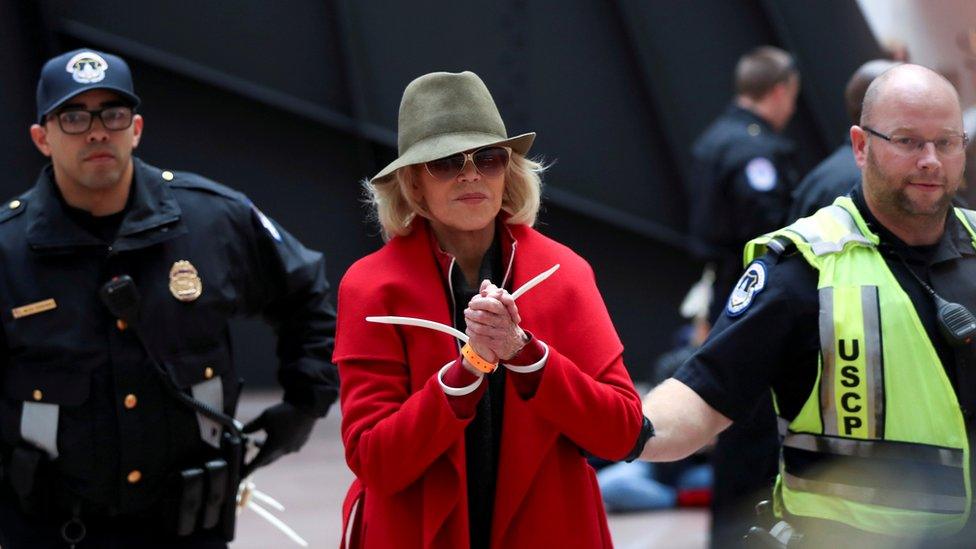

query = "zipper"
[447, 256, 461, 352]
[501, 241, 517, 289]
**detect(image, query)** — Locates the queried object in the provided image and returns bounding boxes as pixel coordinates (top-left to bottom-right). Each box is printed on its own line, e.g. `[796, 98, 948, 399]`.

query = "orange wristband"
[461, 343, 498, 373]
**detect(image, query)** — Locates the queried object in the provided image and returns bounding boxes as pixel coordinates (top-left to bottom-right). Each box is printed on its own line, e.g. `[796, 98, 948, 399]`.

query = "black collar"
[26, 157, 184, 253]
[852, 185, 974, 265]
[726, 103, 775, 133]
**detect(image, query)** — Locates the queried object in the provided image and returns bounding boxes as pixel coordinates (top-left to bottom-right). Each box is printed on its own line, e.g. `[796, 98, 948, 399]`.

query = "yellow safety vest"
[744, 196, 976, 538]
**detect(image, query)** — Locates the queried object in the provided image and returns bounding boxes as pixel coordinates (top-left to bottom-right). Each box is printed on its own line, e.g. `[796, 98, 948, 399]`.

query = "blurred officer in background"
[0, 48, 338, 548]
[690, 45, 801, 324]
[642, 64, 976, 548]
[789, 60, 900, 221]
[688, 45, 801, 548]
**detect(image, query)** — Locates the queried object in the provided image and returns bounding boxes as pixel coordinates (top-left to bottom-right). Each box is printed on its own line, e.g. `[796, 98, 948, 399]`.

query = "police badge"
[169, 260, 203, 302]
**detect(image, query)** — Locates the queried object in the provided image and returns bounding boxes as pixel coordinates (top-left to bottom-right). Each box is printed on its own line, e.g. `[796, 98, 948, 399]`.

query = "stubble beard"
[864, 148, 955, 219]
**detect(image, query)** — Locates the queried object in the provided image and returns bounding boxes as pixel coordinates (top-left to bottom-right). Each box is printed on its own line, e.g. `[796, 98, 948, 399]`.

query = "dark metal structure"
[0, 0, 881, 384]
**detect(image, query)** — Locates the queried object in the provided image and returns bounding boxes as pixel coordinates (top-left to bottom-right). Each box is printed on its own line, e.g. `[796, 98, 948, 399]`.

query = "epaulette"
[763, 235, 797, 263]
[157, 168, 246, 203]
[0, 196, 28, 224]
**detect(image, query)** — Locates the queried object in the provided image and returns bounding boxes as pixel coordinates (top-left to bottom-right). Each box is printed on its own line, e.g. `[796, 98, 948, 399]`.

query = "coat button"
[116, 319, 128, 331]
[161, 171, 174, 181]
[127, 470, 142, 484]
[124, 394, 138, 409]
[9, 200, 21, 209]
[32, 389, 43, 401]
[204, 367, 214, 379]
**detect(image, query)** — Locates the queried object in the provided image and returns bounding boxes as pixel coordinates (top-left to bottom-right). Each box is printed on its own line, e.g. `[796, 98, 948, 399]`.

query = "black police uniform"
[689, 103, 799, 548]
[676, 185, 976, 547]
[0, 158, 338, 548]
[690, 103, 800, 321]
[788, 138, 860, 222]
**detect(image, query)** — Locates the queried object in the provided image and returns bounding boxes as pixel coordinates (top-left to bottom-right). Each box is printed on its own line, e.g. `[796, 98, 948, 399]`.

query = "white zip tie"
[366, 316, 469, 343]
[510, 264, 560, 300]
[365, 264, 560, 342]
[251, 488, 286, 512]
[247, 499, 309, 547]
[238, 477, 308, 547]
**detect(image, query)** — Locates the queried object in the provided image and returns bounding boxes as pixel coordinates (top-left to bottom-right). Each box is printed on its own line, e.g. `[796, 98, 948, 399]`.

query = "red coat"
[334, 219, 643, 548]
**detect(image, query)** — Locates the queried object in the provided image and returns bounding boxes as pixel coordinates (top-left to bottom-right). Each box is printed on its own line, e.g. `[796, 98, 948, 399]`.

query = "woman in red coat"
[335, 71, 648, 548]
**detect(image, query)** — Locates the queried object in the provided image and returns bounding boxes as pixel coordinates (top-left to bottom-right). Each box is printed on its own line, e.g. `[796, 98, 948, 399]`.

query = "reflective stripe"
[777, 416, 790, 438]
[21, 402, 59, 458]
[783, 433, 964, 468]
[860, 286, 885, 439]
[191, 377, 224, 449]
[819, 287, 838, 436]
[782, 471, 967, 514]
[819, 286, 884, 438]
[786, 205, 873, 256]
[955, 208, 976, 245]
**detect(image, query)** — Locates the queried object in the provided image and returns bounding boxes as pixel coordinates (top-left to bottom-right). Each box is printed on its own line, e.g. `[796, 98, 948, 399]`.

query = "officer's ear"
[29, 123, 52, 157]
[131, 114, 144, 150]
[850, 125, 868, 168]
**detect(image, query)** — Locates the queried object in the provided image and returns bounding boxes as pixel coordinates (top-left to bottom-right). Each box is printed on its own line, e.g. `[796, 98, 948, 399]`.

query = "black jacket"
[788, 139, 860, 222]
[0, 158, 337, 515]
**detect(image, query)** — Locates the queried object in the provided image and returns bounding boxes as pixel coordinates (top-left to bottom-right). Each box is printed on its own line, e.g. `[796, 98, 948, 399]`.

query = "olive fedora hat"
[370, 71, 535, 184]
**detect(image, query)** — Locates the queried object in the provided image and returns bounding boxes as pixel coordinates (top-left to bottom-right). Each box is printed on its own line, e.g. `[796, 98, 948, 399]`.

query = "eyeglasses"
[863, 126, 969, 157]
[49, 106, 135, 135]
[424, 147, 511, 181]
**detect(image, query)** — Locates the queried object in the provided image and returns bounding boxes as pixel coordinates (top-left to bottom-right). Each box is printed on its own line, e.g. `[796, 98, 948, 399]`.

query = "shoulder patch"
[745, 157, 777, 191]
[726, 260, 767, 317]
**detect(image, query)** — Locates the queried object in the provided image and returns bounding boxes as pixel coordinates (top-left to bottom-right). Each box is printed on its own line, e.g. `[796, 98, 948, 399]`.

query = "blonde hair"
[363, 153, 545, 241]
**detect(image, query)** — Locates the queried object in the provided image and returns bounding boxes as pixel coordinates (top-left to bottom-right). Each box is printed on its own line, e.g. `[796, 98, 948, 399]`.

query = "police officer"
[688, 45, 801, 548]
[0, 49, 338, 548]
[788, 60, 900, 221]
[641, 65, 976, 547]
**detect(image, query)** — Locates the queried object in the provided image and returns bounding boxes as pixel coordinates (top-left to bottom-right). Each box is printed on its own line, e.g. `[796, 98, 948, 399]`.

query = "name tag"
[11, 298, 57, 319]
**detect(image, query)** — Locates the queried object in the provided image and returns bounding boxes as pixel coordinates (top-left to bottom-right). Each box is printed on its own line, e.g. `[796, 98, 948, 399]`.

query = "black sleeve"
[674, 252, 820, 422]
[239, 204, 338, 417]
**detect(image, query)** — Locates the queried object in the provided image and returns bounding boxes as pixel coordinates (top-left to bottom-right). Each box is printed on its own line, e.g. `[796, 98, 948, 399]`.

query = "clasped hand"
[463, 280, 527, 366]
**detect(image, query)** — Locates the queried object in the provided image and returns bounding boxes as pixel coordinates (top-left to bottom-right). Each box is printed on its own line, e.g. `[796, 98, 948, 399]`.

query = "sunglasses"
[424, 146, 511, 181]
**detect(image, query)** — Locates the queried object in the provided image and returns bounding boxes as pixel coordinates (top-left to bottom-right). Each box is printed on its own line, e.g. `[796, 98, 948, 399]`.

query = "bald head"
[851, 63, 966, 246]
[845, 60, 900, 125]
[860, 64, 961, 128]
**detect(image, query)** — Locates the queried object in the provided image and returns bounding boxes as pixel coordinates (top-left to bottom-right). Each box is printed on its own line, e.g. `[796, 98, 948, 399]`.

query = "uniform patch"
[253, 207, 282, 241]
[745, 157, 777, 191]
[726, 261, 767, 316]
[65, 51, 109, 84]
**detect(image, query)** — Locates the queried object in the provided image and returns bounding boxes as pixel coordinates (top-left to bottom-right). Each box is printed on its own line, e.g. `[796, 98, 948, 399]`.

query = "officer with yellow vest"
[636, 64, 976, 547]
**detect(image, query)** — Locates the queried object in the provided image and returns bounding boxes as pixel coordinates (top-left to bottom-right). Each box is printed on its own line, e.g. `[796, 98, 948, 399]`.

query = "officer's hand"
[242, 402, 316, 477]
